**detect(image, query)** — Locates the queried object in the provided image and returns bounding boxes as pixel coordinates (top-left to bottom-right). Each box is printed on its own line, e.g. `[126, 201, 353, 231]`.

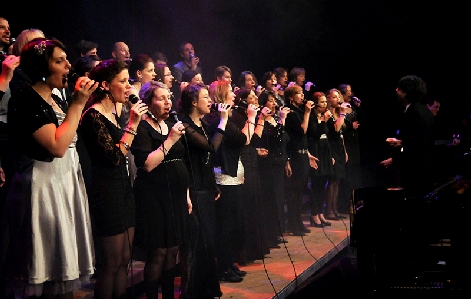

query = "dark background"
[4, 0, 469, 184]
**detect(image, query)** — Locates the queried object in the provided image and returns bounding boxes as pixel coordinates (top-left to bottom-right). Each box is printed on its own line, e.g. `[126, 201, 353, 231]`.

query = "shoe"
[270, 244, 281, 249]
[325, 214, 340, 221]
[219, 268, 243, 282]
[309, 218, 325, 228]
[320, 219, 332, 226]
[277, 236, 288, 244]
[289, 230, 306, 236]
[301, 226, 311, 233]
[231, 263, 247, 277]
[334, 212, 347, 219]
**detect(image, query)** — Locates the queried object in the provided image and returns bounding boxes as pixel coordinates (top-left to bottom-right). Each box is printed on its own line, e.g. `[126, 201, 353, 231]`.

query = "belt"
[163, 158, 183, 163]
[296, 149, 308, 154]
[320, 134, 327, 139]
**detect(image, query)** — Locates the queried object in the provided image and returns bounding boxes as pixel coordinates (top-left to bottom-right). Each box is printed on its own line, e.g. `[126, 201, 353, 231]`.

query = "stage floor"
[74, 213, 352, 299]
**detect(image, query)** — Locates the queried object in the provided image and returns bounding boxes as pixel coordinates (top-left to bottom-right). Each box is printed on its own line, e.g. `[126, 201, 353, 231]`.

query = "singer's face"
[0, 18, 11, 45]
[47, 47, 72, 90]
[244, 74, 256, 90]
[152, 87, 172, 119]
[279, 71, 288, 87]
[295, 73, 305, 86]
[218, 71, 232, 83]
[246, 90, 258, 106]
[292, 90, 304, 106]
[224, 86, 236, 106]
[141, 62, 156, 84]
[266, 75, 277, 89]
[328, 91, 341, 107]
[195, 88, 211, 115]
[181, 43, 194, 61]
[108, 69, 131, 103]
[163, 66, 173, 89]
[265, 95, 277, 114]
[317, 96, 328, 111]
[190, 73, 203, 85]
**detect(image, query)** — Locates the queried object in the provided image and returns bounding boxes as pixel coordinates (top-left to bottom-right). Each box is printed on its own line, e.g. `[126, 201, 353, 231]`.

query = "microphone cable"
[113, 97, 136, 299]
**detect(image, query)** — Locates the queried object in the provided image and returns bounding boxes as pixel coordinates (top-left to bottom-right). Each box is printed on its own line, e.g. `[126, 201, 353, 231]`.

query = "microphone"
[128, 94, 159, 123]
[189, 53, 195, 59]
[169, 110, 179, 123]
[210, 103, 245, 111]
[351, 96, 361, 104]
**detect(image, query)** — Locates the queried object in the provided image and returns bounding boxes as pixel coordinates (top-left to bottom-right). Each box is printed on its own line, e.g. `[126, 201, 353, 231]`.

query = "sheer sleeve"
[183, 120, 223, 153]
[80, 108, 125, 167]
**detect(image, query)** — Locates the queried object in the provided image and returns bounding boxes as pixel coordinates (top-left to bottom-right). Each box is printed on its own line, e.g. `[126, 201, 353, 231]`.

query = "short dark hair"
[397, 75, 427, 104]
[76, 39, 98, 56]
[258, 90, 276, 107]
[152, 51, 168, 64]
[181, 69, 199, 83]
[180, 83, 208, 115]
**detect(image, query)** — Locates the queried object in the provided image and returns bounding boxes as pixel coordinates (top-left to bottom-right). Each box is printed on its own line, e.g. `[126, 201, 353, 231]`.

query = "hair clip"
[34, 41, 47, 55]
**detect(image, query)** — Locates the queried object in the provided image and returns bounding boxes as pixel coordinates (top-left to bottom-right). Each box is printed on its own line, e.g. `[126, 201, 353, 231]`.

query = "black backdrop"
[4, 0, 468, 183]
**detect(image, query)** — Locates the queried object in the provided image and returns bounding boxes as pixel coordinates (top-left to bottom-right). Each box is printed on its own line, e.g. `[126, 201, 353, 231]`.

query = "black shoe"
[231, 263, 247, 277]
[334, 212, 347, 219]
[301, 226, 311, 233]
[320, 219, 332, 226]
[277, 236, 288, 244]
[219, 268, 243, 282]
[290, 230, 306, 236]
[325, 214, 340, 221]
[309, 218, 325, 228]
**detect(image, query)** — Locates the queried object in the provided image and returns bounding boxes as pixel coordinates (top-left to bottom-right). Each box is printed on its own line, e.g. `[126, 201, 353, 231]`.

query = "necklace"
[201, 126, 210, 165]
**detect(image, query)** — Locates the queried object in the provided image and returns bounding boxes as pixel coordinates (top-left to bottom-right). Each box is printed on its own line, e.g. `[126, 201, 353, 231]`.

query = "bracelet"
[119, 140, 130, 151]
[157, 145, 167, 155]
[246, 120, 256, 125]
[256, 123, 264, 127]
[339, 113, 346, 117]
[124, 126, 137, 135]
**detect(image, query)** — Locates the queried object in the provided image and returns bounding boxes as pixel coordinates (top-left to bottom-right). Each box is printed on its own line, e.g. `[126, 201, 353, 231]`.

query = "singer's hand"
[305, 100, 314, 112]
[168, 121, 185, 144]
[218, 103, 230, 122]
[74, 77, 98, 106]
[323, 110, 332, 121]
[255, 85, 265, 96]
[0, 55, 20, 89]
[128, 99, 148, 128]
[279, 106, 290, 121]
[305, 81, 315, 91]
[191, 57, 199, 69]
[260, 106, 271, 118]
[247, 103, 258, 119]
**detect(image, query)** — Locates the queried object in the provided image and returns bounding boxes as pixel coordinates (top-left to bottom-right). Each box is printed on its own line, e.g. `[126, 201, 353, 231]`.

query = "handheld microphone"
[189, 53, 195, 59]
[210, 103, 244, 111]
[128, 94, 159, 123]
[351, 96, 361, 104]
[169, 110, 179, 123]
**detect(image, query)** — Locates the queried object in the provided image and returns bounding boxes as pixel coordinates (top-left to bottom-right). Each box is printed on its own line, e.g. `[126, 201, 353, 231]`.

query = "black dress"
[257, 116, 290, 243]
[131, 120, 190, 250]
[231, 109, 269, 263]
[307, 114, 334, 216]
[179, 115, 222, 299]
[79, 107, 135, 237]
